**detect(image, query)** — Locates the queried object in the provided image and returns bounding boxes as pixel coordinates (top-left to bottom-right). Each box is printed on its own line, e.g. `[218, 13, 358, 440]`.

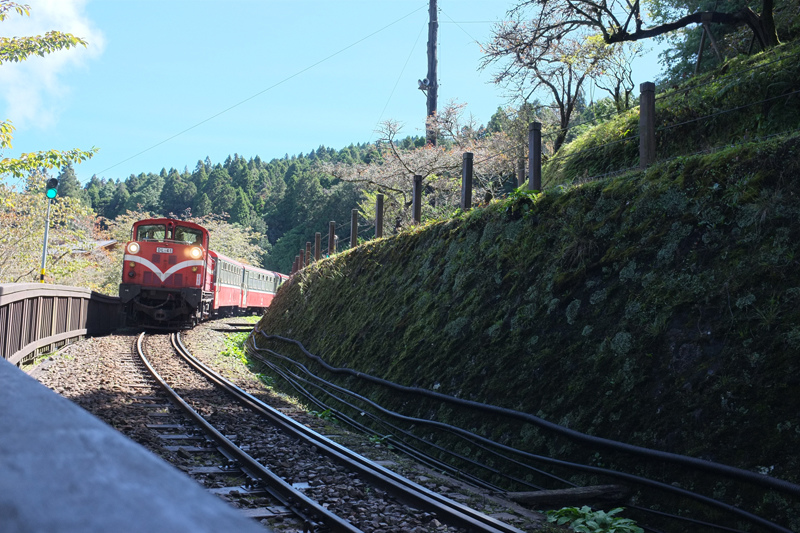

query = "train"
[118, 217, 288, 329]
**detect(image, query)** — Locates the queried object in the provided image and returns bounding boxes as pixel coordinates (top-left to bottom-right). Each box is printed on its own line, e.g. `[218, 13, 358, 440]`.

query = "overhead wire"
[96, 4, 427, 175]
[439, 9, 482, 45]
[368, 21, 427, 145]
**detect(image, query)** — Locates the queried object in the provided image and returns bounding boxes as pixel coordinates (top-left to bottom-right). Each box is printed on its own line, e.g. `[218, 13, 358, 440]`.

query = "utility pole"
[425, 0, 438, 146]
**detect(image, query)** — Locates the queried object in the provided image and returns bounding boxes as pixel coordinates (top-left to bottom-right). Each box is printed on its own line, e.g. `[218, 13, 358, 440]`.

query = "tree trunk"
[755, 0, 780, 47]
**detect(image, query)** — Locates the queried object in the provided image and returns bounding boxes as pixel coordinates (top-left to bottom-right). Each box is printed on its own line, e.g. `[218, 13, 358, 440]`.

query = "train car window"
[136, 224, 166, 241]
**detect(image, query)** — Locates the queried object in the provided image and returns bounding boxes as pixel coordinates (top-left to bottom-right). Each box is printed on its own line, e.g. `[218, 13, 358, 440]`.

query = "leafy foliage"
[0, 173, 96, 284]
[546, 506, 643, 533]
[221, 332, 250, 365]
[0, 1, 97, 179]
[543, 39, 800, 185]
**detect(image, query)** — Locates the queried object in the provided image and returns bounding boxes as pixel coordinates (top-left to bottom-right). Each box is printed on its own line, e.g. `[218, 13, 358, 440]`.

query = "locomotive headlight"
[189, 247, 203, 259]
[127, 242, 140, 254]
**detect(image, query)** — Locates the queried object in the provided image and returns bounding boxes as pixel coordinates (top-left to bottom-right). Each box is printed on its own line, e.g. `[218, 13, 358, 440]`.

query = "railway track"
[136, 331, 525, 533]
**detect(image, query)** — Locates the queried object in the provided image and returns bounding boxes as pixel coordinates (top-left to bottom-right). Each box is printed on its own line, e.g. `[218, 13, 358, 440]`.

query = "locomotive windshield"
[135, 223, 203, 245]
[136, 224, 166, 241]
[174, 226, 203, 245]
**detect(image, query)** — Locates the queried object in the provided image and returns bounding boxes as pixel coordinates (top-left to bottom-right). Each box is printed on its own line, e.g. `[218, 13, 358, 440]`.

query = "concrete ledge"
[0, 359, 269, 533]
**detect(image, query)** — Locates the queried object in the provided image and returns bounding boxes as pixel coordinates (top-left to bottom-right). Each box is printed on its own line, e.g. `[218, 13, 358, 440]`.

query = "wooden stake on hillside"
[528, 122, 542, 191]
[639, 82, 656, 169]
[328, 221, 336, 256]
[376, 194, 384, 238]
[412, 175, 422, 224]
[461, 152, 473, 210]
[351, 209, 358, 248]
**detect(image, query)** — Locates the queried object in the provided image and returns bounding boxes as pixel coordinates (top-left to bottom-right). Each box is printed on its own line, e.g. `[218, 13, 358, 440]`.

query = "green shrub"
[545, 506, 643, 533]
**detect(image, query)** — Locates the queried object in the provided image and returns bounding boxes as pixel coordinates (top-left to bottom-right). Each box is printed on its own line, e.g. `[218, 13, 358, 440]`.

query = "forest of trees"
[59, 144, 381, 275]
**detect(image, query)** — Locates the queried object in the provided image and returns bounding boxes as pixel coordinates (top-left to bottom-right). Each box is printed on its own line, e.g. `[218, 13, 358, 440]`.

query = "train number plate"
[156, 247, 173, 253]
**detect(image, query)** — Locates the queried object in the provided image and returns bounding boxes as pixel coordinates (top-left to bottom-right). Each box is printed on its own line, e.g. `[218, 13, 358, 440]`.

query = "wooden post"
[528, 122, 541, 191]
[693, 18, 723, 75]
[306, 242, 312, 266]
[639, 82, 656, 169]
[461, 152, 473, 210]
[694, 25, 708, 75]
[376, 194, 384, 238]
[315, 232, 321, 261]
[350, 209, 358, 248]
[412, 174, 422, 224]
[328, 221, 336, 256]
[298, 249, 304, 270]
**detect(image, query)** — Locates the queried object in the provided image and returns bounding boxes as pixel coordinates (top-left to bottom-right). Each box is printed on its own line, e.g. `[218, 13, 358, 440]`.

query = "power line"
[369, 22, 427, 144]
[440, 9, 481, 44]
[96, 4, 427, 176]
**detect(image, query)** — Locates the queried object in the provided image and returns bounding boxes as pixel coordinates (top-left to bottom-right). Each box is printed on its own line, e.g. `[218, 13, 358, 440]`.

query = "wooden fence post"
[376, 194, 384, 238]
[315, 232, 321, 261]
[412, 174, 422, 225]
[639, 81, 656, 169]
[298, 249, 304, 270]
[528, 122, 541, 191]
[351, 209, 358, 248]
[461, 152, 473, 210]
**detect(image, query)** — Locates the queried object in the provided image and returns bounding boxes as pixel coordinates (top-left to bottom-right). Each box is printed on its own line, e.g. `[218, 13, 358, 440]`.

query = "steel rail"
[172, 332, 523, 533]
[135, 333, 360, 533]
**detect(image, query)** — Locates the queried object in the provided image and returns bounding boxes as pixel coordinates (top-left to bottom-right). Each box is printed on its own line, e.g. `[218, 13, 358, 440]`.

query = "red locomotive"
[119, 217, 287, 328]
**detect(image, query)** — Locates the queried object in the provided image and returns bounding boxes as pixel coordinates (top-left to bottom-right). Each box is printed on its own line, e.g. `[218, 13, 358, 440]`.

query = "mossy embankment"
[256, 134, 800, 485]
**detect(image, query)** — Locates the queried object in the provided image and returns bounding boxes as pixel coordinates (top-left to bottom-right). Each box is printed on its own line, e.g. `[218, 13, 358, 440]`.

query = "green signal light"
[45, 178, 58, 199]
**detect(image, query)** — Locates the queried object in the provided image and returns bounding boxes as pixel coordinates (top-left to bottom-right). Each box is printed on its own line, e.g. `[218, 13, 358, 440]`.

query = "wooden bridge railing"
[0, 284, 123, 367]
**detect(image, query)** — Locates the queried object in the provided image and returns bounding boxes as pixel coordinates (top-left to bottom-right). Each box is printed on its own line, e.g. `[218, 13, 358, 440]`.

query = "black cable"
[252, 331, 800, 498]
[250, 349, 506, 491]
[657, 88, 800, 133]
[546, 134, 638, 165]
[250, 331, 793, 533]
[253, 346, 555, 491]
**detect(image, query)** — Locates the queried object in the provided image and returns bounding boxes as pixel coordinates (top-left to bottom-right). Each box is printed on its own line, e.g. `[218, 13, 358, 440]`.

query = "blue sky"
[0, 0, 666, 186]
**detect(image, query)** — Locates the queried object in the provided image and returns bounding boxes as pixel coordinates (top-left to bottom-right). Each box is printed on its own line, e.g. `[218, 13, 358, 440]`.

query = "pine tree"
[57, 163, 89, 204]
